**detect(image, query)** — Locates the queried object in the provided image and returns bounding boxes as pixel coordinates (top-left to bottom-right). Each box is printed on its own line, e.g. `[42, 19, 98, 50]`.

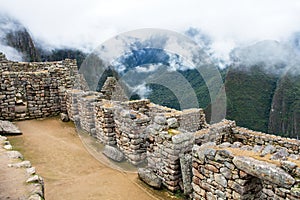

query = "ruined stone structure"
[1, 52, 300, 200]
[0, 52, 79, 120]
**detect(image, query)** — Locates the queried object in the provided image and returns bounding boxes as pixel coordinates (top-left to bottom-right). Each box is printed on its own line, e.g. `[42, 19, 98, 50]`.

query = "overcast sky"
[1, 0, 300, 57]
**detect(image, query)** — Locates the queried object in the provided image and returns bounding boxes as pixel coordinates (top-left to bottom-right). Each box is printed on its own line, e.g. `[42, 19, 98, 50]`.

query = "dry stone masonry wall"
[192, 142, 300, 200]
[64, 78, 300, 199]
[0, 53, 78, 120]
[2, 52, 300, 200]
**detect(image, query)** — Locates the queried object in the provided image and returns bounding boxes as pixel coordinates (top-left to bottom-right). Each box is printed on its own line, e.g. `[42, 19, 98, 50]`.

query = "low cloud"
[1, 0, 300, 56]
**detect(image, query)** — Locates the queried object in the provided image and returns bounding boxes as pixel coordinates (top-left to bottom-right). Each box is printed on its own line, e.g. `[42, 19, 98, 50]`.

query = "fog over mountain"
[0, 0, 300, 137]
[1, 0, 300, 63]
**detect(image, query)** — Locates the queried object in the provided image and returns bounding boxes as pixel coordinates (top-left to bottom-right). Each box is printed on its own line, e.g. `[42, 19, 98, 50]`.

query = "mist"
[0, 14, 24, 60]
[1, 0, 300, 54]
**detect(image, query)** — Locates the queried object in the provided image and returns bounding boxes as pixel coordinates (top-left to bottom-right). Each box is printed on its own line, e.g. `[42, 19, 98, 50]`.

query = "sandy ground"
[9, 118, 177, 200]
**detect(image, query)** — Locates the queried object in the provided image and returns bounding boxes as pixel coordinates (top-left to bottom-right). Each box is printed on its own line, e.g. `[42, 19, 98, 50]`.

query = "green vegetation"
[268, 74, 300, 138]
[224, 65, 278, 132]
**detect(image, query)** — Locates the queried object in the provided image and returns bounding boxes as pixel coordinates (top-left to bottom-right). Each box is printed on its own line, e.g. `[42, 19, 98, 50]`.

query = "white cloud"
[0, 0, 300, 55]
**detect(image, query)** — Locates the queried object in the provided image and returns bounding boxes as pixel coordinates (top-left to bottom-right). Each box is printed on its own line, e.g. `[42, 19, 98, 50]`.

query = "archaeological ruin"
[1, 52, 300, 200]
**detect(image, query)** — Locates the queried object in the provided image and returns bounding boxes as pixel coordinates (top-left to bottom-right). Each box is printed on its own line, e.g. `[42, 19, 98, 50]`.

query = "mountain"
[268, 74, 300, 138]
[39, 48, 87, 66]
[0, 18, 299, 138]
[0, 14, 86, 64]
[226, 40, 300, 135]
[224, 65, 278, 132]
[0, 14, 40, 61]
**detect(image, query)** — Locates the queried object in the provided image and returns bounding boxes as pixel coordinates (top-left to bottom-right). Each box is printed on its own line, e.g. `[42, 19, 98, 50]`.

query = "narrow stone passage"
[9, 118, 163, 200]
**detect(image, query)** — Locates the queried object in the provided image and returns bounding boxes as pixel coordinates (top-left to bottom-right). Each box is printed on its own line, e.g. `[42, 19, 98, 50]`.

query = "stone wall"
[78, 92, 101, 136]
[191, 143, 300, 200]
[146, 115, 196, 191]
[195, 119, 236, 145]
[113, 100, 151, 165]
[0, 56, 78, 121]
[95, 100, 116, 145]
[233, 127, 300, 154]
[100, 77, 128, 101]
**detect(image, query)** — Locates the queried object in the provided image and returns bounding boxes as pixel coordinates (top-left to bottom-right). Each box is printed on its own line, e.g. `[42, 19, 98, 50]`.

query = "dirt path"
[9, 118, 168, 200]
[0, 144, 30, 199]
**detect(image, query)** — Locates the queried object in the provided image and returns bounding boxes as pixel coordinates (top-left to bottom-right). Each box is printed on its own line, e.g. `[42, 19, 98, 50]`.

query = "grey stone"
[180, 154, 193, 195]
[6, 150, 23, 159]
[219, 142, 232, 148]
[26, 175, 41, 183]
[232, 142, 243, 148]
[167, 118, 179, 129]
[215, 190, 226, 199]
[289, 154, 300, 160]
[281, 161, 297, 172]
[60, 113, 70, 122]
[206, 192, 217, 200]
[154, 116, 166, 125]
[102, 145, 124, 162]
[26, 167, 36, 176]
[220, 167, 232, 179]
[3, 144, 12, 150]
[0, 136, 7, 144]
[240, 145, 253, 151]
[28, 194, 42, 200]
[261, 145, 276, 156]
[214, 174, 227, 187]
[270, 148, 289, 160]
[252, 145, 264, 153]
[0, 120, 22, 135]
[138, 168, 162, 189]
[233, 156, 295, 188]
[8, 160, 31, 168]
[197, 148, 216, 163]
[30, 183, 44, 197]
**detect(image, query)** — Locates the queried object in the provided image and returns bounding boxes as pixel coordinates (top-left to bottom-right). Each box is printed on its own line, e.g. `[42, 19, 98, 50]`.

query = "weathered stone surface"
[3, 144, 12, 150]
[220, 167, 232, 179]
[26, 167, 36, 176]
[167, 118, 179, 129]
[214, 174, 227, 187]
[60, 113, 70, 122]
[252, 145, 264, 153]
[138, 168, 162, 189]
[8, 160, 31, 168]
[233, 156, 295, 187]
[6, 150, 23, 159]
[0, 120, 22, 135]
[26, 175, 41, 183]
[154, 116, 166, 125]
[261, 145, 276, 156]
[28, 194, 42, 200]
[180, 154, 193, 195]
[102, 145, 124, 162]
[270, 148, 289, 160]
